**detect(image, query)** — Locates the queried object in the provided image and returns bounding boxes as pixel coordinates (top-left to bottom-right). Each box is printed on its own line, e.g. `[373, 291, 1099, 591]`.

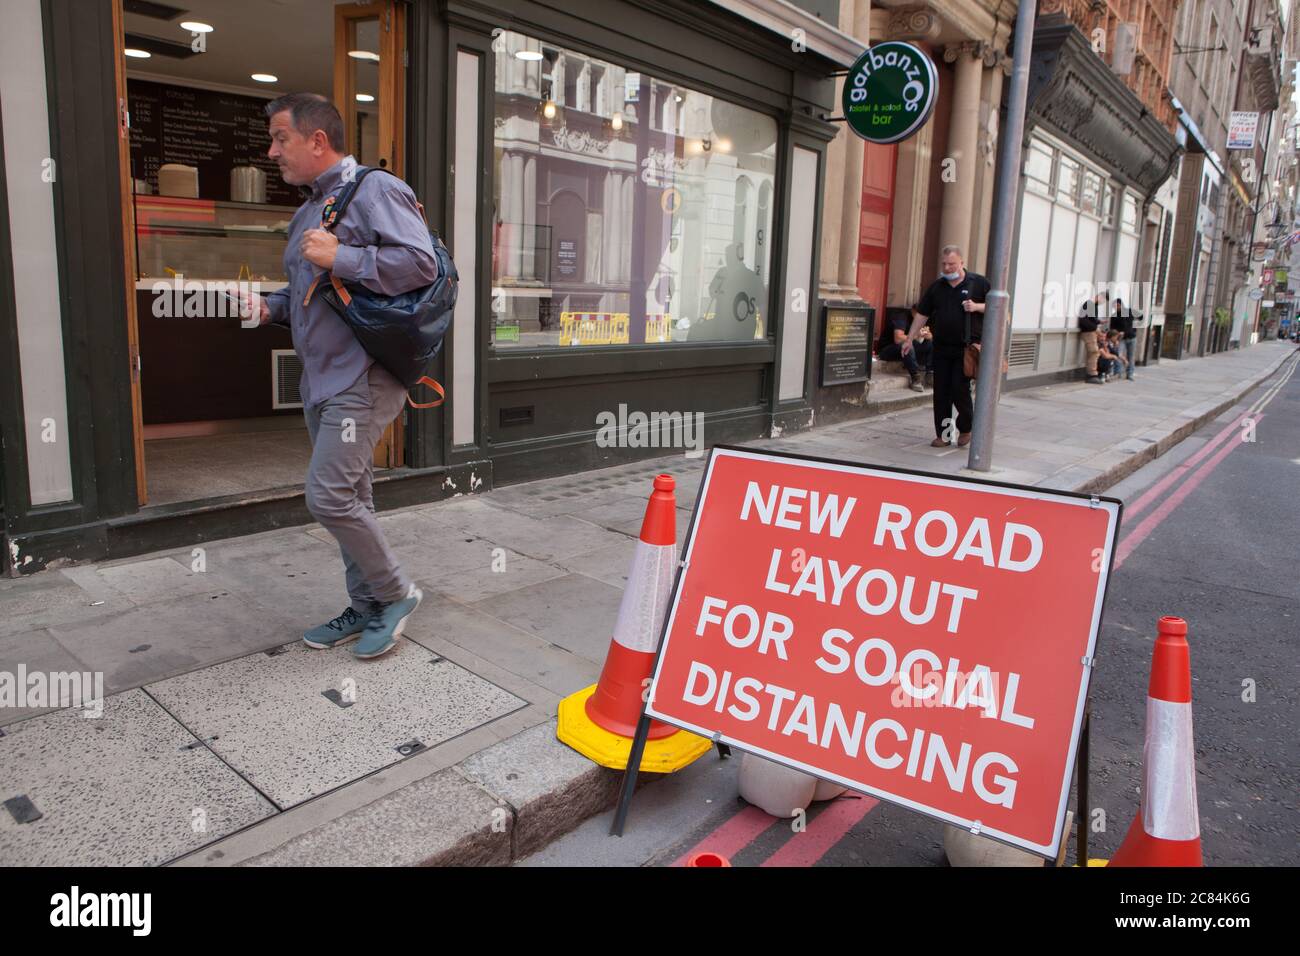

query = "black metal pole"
[967, 0, 1038, 471]
[610, 713, 653, 837]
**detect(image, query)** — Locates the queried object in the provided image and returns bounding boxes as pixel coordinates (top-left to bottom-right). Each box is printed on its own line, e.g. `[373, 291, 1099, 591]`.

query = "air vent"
[272, 350, 303, 409]
[1008, 334, 1039, 369]
[499, 405, 534, 427]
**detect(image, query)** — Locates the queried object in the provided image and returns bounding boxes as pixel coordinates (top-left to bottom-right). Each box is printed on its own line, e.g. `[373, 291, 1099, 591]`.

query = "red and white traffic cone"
[1110, 616, 1203, 867]
[556, 474, 709, 772]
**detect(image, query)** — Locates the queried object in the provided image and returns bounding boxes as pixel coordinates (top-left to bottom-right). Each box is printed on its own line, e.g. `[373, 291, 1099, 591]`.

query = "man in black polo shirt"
[902, 245, 990, 447]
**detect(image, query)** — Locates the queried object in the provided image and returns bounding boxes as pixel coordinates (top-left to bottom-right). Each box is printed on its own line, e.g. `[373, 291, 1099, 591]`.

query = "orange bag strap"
[302, 271, 352, 307]
[407, 375, 444, 409]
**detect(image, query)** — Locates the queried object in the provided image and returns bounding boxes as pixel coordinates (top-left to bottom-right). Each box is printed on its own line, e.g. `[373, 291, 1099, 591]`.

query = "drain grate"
[321, 689, 354, 709]
[4, 795, 42, 824]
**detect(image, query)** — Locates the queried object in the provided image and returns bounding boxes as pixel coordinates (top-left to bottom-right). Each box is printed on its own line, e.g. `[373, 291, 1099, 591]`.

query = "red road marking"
[760, 795, 880, 868]
[672, 805, 778, 867]
[1114, 414, 1260, 569]
[1123, 413, 1247, 522]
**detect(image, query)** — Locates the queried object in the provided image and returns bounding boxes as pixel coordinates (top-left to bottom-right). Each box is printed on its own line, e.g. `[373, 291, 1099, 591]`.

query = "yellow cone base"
[557, 684, 710, 772]
[1073, 859, 1110, 867]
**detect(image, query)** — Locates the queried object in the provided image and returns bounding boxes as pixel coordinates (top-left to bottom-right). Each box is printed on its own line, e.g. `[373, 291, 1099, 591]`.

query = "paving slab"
[46, 589, 298, 694]
[0, 629, 98, 726]
[459, 718, 622, 859]
[0, 571, 134, 639]
[241, 765, 512, 866]
[473, 572, 626, 664]
[146, 640, 527, 808]
[408, 596, 600, 699]
[0, 688, 275, 866]
[415, 548, 569, 604]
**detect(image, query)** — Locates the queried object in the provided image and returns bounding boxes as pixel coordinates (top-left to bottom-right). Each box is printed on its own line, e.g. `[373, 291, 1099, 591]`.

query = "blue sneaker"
[303, 604, 376, 649]
[351, 586, 423, 659]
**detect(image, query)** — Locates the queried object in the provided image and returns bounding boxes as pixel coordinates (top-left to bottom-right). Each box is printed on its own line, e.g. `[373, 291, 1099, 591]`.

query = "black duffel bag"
[306, 166, 458, 408]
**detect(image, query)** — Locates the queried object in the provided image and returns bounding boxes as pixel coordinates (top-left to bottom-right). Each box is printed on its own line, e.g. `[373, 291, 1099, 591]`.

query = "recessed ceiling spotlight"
[180, 21, 214, 33]
[348, 50, 381, 62]
[515, 50, 543, 61]
[251, 73, 278, 83]
[124, 48, 151, 58]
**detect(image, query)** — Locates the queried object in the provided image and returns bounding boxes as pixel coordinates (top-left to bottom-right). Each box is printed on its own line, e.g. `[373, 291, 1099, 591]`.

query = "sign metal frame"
[610, 445, 1123, 862]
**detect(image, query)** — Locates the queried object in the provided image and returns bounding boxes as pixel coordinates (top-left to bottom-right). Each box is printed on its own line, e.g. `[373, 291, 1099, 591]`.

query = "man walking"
[1111, 296, 1139, 380]
[242, 93, 438, 659]
[902, 245, 989, 447]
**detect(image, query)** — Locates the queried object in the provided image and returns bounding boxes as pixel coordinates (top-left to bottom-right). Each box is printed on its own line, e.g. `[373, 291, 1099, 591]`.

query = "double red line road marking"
[669, 355, 1297, 867]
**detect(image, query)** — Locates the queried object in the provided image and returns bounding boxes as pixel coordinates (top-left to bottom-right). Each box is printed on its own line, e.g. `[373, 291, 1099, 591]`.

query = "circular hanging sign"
[842, 41, 938, 145]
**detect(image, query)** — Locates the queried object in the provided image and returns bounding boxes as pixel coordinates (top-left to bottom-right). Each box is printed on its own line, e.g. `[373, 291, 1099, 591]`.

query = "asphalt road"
[523, 350, 1300, 867]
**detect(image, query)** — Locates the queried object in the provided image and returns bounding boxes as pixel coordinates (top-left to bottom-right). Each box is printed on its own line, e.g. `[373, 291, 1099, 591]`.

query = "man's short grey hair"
[265, 92, 345, 152]
[941, 244, 964, 259]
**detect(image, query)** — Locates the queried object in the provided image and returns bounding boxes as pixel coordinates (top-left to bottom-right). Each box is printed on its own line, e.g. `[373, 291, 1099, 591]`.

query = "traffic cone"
[556, 474, 710, 773]
[1109, 616, 1203, 867]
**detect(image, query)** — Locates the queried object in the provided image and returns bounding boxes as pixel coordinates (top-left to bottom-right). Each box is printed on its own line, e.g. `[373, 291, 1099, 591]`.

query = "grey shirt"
[264, 156, 438, 408]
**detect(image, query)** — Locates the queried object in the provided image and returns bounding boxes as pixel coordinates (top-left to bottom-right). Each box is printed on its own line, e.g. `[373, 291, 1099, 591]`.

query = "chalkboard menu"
[819, 303, 873, 386]
[128, 79, 298, 206]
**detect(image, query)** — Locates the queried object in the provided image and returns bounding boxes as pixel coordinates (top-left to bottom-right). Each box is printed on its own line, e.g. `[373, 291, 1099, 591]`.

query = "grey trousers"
[304, 363, 412, 607]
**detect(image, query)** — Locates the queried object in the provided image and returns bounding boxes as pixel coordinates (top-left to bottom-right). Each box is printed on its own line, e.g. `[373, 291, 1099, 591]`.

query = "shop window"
[1056, 155, 1080, 206]
[491, 29, 778, 349]
[1121, 194, 1140, 234]
[1024, 140, 1053, 195]
[1154, 213, 1173, 306]
[1080, 170, 1102, 216]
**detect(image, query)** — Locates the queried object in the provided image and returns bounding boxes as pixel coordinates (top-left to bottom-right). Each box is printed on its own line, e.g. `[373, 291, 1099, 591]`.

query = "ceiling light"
[675, 94, 683, 102]
[542, 99, 557, 119]
[124, 48, 151, 58]
[515, 50, 543, 61]
[179, 21, 213, 33]
[348, 50, 381, 62]
[611, 111, 624, 131]
[715, 137, 732, 153]
[251, 73, 278, 83]
[356, 93, 375, 102]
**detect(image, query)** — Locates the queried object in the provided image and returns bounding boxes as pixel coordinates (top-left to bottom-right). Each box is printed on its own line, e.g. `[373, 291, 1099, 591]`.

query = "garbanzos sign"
[644, 447, 1121, 858]
[842, 41, 938, 145]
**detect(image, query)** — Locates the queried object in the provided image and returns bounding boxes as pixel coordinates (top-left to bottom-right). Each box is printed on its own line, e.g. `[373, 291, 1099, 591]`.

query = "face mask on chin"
[941, 270, 962, 282]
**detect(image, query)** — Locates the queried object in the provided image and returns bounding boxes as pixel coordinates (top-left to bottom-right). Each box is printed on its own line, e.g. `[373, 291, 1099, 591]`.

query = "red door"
[858, 141, 897, 341]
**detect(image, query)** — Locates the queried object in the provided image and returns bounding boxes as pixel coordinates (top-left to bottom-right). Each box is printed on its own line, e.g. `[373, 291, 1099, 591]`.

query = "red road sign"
[645, 447, 1122, 857]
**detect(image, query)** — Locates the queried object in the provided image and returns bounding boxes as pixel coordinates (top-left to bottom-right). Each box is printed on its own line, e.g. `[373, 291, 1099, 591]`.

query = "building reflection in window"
[491, 30, 777, 348]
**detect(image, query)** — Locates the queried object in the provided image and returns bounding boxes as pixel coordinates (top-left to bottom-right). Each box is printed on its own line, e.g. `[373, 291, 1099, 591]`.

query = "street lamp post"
[967, 0, 1038, 471]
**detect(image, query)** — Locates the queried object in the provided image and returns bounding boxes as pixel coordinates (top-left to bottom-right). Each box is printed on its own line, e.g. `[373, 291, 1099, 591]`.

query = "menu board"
[820, 304, 873, 386]
[128, 79, 298, 205]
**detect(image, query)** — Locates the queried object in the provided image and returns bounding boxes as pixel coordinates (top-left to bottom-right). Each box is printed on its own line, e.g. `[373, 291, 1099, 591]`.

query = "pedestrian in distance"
[1111, 296, 1140, 380]
[237, 93, 436, 660]
[902, 245, 990, 447]
[1078, 290, 1109, 384]
[1097, 329, 1125, 383]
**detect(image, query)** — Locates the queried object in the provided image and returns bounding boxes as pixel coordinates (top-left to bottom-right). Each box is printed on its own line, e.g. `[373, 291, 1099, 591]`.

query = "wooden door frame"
[112, 0, 148, 505]
[335, 0, 408, 467]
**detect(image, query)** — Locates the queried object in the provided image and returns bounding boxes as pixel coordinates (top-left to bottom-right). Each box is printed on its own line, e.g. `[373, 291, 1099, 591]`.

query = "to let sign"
[645, 447, 1121, 858]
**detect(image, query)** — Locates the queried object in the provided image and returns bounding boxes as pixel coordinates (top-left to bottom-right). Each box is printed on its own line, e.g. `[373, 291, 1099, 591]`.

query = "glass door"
[334, 1, 407, 465]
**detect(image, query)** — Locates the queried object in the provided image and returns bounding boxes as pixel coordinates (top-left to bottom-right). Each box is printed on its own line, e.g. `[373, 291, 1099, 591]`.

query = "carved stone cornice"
[1024, 13, 1181, 195]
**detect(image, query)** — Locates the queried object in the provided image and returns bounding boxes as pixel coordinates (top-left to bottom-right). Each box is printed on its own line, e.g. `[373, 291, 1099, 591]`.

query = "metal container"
[230, 165, 267, 204]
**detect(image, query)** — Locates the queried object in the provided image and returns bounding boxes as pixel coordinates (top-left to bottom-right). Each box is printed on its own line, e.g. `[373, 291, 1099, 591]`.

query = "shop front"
[0, 0, 854, 573]
[1004, 8, 1181, 384]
